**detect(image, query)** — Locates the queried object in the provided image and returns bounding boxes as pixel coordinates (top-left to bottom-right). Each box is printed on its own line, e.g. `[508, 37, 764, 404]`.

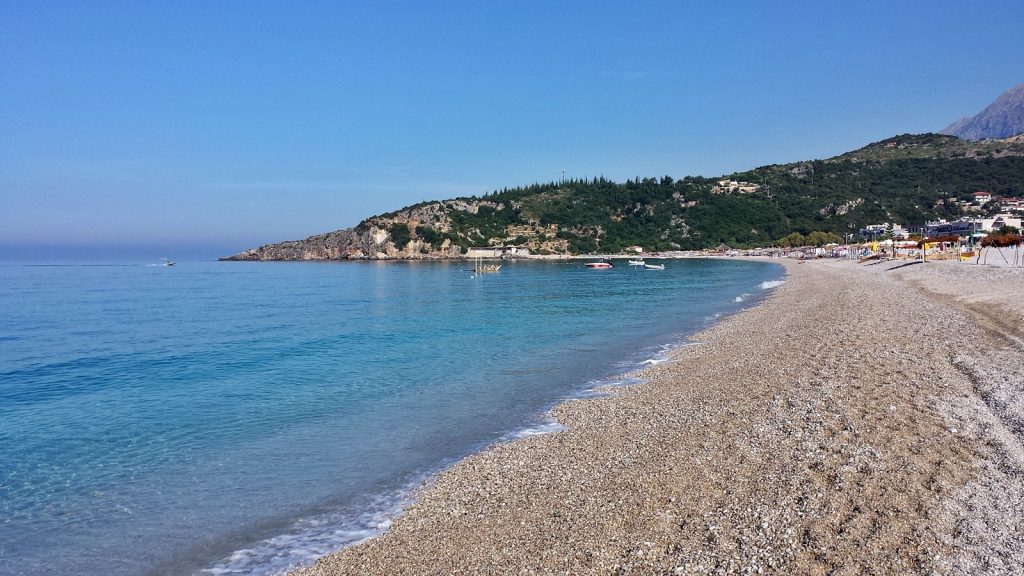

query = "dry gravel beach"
[294, 258, 1024, 575]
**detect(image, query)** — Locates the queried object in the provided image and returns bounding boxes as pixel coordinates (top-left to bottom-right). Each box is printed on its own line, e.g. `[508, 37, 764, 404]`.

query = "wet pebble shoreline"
[294, 258, 1024, 575]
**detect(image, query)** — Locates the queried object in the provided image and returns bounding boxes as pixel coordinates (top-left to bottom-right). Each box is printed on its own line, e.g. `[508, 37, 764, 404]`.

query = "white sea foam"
[567, 376, 646, 401]
[604, 376, 645, 387]
[570, 379, 611, 399]
[612, 343, 678, 372]
[199, 485, 415, 576]
[759, 280, 786, 290]
[734, 292, 752, 302]
[204, 411, 568, 575]
[509, 420, 567, 439]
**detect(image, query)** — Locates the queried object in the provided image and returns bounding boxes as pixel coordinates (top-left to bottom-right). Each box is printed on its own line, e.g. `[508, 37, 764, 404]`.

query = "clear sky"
[2, 1, 1022, 259]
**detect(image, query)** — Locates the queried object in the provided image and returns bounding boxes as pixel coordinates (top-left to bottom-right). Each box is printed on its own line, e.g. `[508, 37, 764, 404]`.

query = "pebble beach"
[294, 258, 1024, 575]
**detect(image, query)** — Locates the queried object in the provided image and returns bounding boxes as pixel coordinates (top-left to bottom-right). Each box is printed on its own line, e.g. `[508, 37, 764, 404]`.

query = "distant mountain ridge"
[941, 84, 1024, 140]
[222, 134, 1024, 260]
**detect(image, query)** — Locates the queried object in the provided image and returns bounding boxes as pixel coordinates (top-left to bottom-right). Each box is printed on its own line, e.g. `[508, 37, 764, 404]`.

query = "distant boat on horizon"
[161, 258, 175, 267]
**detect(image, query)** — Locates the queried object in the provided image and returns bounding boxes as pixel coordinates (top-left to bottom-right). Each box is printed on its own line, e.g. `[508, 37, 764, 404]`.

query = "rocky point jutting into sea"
[294, 257, 1024, 575]
[221, 200, 503, 261]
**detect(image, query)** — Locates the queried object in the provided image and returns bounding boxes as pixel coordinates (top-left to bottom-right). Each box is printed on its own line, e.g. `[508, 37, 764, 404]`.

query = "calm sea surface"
[0, 258, 783, 575]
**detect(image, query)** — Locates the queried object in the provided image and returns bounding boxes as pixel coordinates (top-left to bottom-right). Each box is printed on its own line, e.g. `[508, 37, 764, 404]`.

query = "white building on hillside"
[980, 214, 1022, 232]
[1000, 197, 1024, 212]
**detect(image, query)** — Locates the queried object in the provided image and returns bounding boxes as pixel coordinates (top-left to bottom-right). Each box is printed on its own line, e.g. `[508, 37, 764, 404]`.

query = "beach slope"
[295, 259, 1024, 575]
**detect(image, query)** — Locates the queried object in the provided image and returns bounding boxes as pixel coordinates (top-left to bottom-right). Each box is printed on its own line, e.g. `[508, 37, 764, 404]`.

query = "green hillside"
[388, 134, 1024, 252]
[223, 133, 1024, 260]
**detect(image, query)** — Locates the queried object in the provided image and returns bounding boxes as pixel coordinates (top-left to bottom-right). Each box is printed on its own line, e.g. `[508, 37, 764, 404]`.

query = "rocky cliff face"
[220, 200, 492, 261]
[219, 227, 459, 261]
[941, 84, 1024, 140]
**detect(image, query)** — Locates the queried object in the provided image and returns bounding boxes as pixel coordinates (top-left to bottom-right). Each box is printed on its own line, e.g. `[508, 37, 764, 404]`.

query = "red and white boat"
[585, 259, 613, 269]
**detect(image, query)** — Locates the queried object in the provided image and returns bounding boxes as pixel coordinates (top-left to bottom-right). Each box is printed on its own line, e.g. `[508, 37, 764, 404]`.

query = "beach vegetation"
[777, 232, 805, 247]
[804, 231, 843, 246]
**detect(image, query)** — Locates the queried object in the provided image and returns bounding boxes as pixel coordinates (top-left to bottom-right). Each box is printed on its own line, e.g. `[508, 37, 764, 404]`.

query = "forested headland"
[223, 134, 1024, 260]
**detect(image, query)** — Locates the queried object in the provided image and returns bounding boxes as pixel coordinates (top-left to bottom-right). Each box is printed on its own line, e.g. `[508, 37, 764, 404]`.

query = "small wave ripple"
[199, 485, 415, 576]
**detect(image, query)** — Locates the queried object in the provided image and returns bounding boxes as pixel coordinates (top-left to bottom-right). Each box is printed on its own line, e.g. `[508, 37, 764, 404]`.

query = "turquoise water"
[0, 258, 783, 575]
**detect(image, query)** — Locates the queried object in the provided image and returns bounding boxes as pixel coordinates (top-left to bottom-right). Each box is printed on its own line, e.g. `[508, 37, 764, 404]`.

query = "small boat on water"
[586, 258, 613, 269]
[644, 263, 665, 270]
[161, 258, 175, 267]
[628, 259, 645, 266]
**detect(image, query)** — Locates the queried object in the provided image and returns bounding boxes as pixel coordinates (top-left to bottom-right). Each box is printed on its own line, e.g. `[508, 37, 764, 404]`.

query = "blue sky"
[2, 1, 1022, 258]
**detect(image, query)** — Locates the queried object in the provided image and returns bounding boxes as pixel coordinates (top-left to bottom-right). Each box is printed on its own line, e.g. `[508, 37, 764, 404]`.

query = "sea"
[0, 258, 784, 575]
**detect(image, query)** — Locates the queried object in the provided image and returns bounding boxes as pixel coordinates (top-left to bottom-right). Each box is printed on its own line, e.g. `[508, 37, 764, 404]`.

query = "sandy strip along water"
[294, 258, 1024, 575]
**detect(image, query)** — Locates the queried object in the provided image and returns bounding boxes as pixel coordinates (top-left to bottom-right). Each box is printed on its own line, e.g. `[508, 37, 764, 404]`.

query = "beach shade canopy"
[716, 243, 731, 252]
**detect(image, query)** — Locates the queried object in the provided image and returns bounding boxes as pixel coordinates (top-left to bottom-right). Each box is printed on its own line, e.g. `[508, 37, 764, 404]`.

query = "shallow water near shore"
[0, 258, 782, 575]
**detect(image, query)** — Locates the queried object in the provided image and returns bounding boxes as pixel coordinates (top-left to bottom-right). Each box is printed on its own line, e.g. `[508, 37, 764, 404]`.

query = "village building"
[924, 218, 980, 237]
[465, 246, 531, 258]
[713, 180, 761, 194]
[999, 197, 1024, 212]
[857, 223, 908, 239]
[979, 214, 1023, 232]
[972, 191, 993, 204]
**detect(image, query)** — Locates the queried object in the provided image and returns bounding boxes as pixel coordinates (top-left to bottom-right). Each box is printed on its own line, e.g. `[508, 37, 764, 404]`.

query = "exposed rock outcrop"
[941, 84, 1024, 140]
[220, 203, 468, 261]
[221, 197, 570, 261]
[221, 226, 465, 261]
